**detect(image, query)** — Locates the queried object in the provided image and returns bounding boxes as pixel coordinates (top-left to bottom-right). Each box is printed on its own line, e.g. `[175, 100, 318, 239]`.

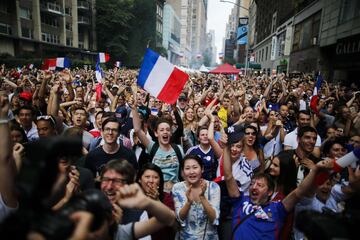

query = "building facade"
[0, 0, 97, 57]
[162, 3, 181, 65]
[319, 0, 360, 84]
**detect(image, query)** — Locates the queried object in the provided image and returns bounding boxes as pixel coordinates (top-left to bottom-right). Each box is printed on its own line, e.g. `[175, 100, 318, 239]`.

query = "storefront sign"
[335, 37, 360, 55]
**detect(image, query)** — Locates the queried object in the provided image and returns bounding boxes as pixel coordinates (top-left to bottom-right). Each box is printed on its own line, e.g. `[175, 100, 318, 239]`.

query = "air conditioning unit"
[312, 37, 317, 45]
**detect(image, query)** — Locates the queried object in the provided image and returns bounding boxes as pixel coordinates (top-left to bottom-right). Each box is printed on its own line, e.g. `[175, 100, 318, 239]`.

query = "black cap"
[225, 124, 245, 144]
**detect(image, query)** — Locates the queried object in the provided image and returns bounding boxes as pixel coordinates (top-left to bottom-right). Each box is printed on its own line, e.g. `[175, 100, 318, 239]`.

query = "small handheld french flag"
[98, 53, 110, 63]
[137, 49, 189, 104]
[95, 62, 104, 82]
[310, 73, 323, 114]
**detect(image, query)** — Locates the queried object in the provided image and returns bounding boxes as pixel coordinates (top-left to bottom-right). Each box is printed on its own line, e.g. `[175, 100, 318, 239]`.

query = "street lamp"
[220, 0, 250, 76]
[220, 0, 249, 11]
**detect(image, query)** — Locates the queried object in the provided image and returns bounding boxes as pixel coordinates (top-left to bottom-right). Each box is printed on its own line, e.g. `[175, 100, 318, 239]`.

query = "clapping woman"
[172, 155, 220, 240]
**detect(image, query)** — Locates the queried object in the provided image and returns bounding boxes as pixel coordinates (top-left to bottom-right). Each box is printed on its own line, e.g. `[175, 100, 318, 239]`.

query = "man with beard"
[222, 130, 335, 240]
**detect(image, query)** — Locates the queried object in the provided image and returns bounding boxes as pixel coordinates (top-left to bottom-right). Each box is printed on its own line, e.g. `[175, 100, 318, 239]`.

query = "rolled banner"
[315, 148, 360, 186]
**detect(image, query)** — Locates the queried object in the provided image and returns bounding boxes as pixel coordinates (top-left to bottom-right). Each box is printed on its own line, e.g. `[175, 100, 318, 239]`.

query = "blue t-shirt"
[231, 195, 287, 240]
[186, 145, 217, 180]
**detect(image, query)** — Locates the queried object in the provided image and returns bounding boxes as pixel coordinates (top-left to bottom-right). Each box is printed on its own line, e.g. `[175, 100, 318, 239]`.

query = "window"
[0, 23, 11, 35]
[21, 27, 33, 39]
[271, 12, 277, 33]
[20, 8, 32, 20]
[41, 16, 59, 27]
[0, 2, 8, 13]
[66, 22, 72, 31]
[339, 0, 360, 23]
[261, 49, 264, 62]
[66, 37, 73, 46]
[65, 7, 72, 16]
[265, 46, 268, 60]
[292, 11, 321, 52]
[41, 32, 60, 44]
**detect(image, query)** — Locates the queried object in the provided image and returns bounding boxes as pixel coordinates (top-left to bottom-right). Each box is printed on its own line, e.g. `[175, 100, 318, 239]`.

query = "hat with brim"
[225, 124, 245, 144]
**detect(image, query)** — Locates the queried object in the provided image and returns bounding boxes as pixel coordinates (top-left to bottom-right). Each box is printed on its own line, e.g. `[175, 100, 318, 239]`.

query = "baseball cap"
[19, 91, 33, 102]
[225, 124, 245, 144]
[179, 93, 187, 101]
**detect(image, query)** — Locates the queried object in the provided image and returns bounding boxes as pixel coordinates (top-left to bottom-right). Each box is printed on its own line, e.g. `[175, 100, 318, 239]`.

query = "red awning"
[208, 63, 240, 74]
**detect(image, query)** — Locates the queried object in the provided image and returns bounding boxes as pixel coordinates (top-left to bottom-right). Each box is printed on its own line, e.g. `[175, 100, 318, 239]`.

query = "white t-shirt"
[283, 127, 321, 149]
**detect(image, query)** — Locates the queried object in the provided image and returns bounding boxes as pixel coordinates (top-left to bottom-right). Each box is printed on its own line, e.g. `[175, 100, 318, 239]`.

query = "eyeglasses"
[245, 132, 256, 136]
[37, 115, 56, 126]
[103, 127, 119, 133]
[100, 177, 128, 185]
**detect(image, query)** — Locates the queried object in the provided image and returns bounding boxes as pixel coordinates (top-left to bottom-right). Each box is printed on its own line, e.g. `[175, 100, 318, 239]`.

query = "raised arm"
[223, 140, 241, 198]
[207, 112, 223, 159]
[132, 100, 150, 148]
[117, 184, 176, 239]
[282, 159, 333, 212]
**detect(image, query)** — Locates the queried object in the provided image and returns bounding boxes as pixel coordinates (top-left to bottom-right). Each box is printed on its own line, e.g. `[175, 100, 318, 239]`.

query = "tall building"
[204, 30, 216, 67]
[0, 0, 97, 57]
[166, 0, 207, 68]
[223, 5, 238, 61]
[162, 3, 181, 65]
[319, 0, 360, 84]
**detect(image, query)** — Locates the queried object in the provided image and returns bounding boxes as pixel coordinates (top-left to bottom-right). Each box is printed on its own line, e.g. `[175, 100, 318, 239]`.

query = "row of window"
[41, 32, 60, 44]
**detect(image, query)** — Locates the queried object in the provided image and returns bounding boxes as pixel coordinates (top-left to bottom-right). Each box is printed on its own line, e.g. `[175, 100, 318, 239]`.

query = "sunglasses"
[37, 115, 56, 126]
[245, 132, 256, 136]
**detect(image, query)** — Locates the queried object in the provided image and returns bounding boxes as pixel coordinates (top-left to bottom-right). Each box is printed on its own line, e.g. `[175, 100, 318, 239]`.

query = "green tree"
[96, 0, 134, 60]
[125, 0, 157, 67]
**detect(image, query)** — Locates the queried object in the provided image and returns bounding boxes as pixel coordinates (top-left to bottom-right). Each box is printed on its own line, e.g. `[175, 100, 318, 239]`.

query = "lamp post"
[220, 0, 250, 76]
[220, 0, 249, 11]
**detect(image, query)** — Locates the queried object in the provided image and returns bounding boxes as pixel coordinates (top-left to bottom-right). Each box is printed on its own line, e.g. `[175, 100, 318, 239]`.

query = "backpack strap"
[170, 143, 183, 163]
[149, 142, 160, 160]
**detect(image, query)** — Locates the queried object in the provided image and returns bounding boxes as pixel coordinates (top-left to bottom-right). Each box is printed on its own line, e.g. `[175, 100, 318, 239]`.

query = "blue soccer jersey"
[186, 145, 217, 181]
[231, 195, 288, 240]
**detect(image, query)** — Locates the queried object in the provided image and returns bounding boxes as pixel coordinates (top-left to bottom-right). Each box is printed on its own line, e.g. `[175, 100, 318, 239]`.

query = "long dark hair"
[136, 163, 165, 202]
[270, 152, 298, 196]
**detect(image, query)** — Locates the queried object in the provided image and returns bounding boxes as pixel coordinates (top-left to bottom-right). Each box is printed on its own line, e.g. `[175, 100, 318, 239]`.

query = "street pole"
[245, 45, 249, 76]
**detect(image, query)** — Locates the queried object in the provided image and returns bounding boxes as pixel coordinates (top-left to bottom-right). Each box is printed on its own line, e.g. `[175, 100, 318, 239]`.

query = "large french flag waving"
[137, 49, 189, 104]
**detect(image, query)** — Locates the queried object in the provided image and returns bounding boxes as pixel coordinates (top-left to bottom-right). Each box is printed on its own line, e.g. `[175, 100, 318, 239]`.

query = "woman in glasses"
[243, 124, 265, 173]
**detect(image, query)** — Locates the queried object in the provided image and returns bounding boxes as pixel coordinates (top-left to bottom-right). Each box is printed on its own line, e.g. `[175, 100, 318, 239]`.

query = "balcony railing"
[78, 1, 89, 10]
[78, 16, 90, 25]
[40, 2, 64, 16]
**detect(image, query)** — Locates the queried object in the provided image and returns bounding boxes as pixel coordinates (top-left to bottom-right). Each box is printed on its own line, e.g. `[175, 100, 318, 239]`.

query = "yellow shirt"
[217, 107, 228, 128]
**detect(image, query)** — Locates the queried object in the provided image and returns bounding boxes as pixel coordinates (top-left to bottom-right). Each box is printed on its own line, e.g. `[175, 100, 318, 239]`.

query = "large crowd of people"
[0, 63, 359, 239]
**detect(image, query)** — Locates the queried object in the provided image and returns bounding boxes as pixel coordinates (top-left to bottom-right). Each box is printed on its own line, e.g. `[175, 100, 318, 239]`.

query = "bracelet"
[0, 119, 9, 124]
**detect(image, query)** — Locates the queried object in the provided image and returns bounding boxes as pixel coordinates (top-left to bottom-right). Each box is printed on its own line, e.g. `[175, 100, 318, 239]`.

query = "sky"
[207, 0, 234, 57]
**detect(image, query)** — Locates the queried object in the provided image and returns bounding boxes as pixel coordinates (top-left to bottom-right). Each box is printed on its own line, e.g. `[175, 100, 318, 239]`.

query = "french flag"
[137, 48, 189, 104]
[310, 73, 323, 114]
[56, 57, 71, 68]
[95, 61, 104, 82]
[98, 52, 110, 63]
[42, 58, 70, 70]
